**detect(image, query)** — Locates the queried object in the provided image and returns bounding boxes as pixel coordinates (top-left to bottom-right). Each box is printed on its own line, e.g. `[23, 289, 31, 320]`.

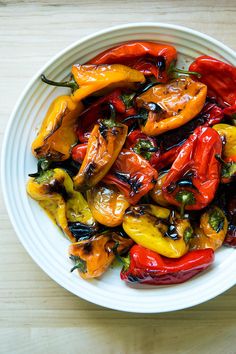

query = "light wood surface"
[0, 1, 236, 353]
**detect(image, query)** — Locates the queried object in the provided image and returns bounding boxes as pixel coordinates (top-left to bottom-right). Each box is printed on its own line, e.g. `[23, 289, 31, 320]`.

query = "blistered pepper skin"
[71, 64, 145, 102]
[162, 127, 222, 210]
[190, 207, 228, 251]
[122, 205, 191, 258]
[73, 122, 128, 190]
[120, 245, 215, 285]
[88, 41, 177, 82]
[69, 233, 133, 279]
[87, 184, 130, 227]
[149, 172, 170, 207]
[27, 168, 96, 242]
[32, 96, 83, 161]
[137, 77, 207, 136]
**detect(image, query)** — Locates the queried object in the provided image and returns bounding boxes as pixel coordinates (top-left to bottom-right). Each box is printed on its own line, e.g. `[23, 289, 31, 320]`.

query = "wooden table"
[1, 1, 236, 353]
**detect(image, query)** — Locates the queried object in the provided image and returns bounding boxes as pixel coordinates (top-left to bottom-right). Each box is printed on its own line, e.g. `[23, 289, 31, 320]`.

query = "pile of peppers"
[27, 41, 236, 286]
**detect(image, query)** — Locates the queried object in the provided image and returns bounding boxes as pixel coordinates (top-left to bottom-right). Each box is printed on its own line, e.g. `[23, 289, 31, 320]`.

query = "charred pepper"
[135, 77, 207, 136]
[69, 232, 133, 279]
[32, 96, 83, 161]
[73, 120, 128, 190]
[103, 149, 158, 205]
[87, 184, 130, 227]
[189, 55, 236, 108]
[120, 245, 214, 285]
[88, 41, 177, 82]
[122, 205, 193, 258]
[27, 168, 96, 242]
[162, 126, 222, 211]
[41, 64, 145, 103]
[190, 206, 228, 250]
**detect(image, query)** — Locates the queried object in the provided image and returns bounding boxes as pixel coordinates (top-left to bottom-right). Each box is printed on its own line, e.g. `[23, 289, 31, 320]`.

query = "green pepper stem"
[168, 63, 201, 79]
[180, 203, 185, 218]
[116, 254, 130, 271]
[41, 74, 79, 92]
[175, 190, 196, 218]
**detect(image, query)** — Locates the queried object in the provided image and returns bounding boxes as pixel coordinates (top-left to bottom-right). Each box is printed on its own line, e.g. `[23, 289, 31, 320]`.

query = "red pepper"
[149, 102, 223, 171]
[125, 129, 159, 161]
[189, 56, 236, 108]
[120, 245, 214, 285]
[102, 149, 158, 205]
[162, 126, 222, 211]
[76, 89, 126, 142]
[151, 146, 181, 171]
[71, 143, 88, 164]
[88, 41, 177, 82]
[202, 102, 224, 126]
[76, 89, 136, 143]
[223, 104, 236, 117]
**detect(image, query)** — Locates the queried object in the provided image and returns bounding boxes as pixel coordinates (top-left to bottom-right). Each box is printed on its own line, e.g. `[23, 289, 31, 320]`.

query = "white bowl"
[2, 23, 236, 313]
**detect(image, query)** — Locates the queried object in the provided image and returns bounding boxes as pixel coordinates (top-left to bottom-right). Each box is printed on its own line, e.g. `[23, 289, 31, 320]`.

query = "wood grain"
[0, 1, 236, 353]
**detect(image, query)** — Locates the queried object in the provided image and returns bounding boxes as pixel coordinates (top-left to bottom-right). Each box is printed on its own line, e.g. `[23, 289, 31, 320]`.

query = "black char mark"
[114, 172, 143, 196]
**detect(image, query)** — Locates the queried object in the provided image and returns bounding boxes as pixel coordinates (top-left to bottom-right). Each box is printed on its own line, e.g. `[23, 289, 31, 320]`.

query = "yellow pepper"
[69, 232, 133, 279]
[136, 77, 207, 136]
[41, 64, 145, 103]
[213, 124, 236, 158]
[27, 168, 96, 242]
[73, 120, 128, 190]
[87, 184, 130, 227]
[32, 96, 83, 161]
[149, 172, 170, 207]
[123, 205, 193, 258]
[71, 64, 145, 101]
[190, 206, 228, 250]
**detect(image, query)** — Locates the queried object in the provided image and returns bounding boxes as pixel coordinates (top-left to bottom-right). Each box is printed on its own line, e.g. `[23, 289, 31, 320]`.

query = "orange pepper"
[87, 184, 130, 227]
[190, 207, 228, 250]
[32, 96, 83, 161]
[73, 120, 128, 190]
[136, 77, 207, 136]
[71, 64, 145, 101]
[69, 233, 133, 279]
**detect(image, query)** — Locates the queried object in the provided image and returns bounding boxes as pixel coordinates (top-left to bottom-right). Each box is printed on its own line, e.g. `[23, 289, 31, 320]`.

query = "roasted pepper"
[122, 205, 193, 258]
[213, 124, 236, 158]
[149, 172, 170, 207]
[32, 96, 83, 161]
[163, 127, 222, 211]
[88, 41, 177, 82]
[76, 89, 136, 143]
[42, 64, 145, 103]
[213, 124, 236, 183]
[189, 56, 236, 107]
[27, 168, 96, 242]
[87, 184, 130, 227]
[73, 120, 128, 190]
[120, 245, 214, 285]
[190, 206, 228, 250]
[125, 129, 159, 160]
[69, 232, 133, 279]
[135, 77, 207, 136]
[71, 143, 87, 164]
[103, 149, 158, 205]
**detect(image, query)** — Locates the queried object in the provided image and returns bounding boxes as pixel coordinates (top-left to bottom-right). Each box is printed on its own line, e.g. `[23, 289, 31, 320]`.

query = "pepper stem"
[116, 254, 130, 271]
[168, 63, 201, 79]
[175, 190, 196, 218]
[41, 74, 79, 92]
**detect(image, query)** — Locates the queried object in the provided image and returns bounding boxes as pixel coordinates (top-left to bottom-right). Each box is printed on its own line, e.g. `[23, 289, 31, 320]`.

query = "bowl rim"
[2, 22, 236, 313]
